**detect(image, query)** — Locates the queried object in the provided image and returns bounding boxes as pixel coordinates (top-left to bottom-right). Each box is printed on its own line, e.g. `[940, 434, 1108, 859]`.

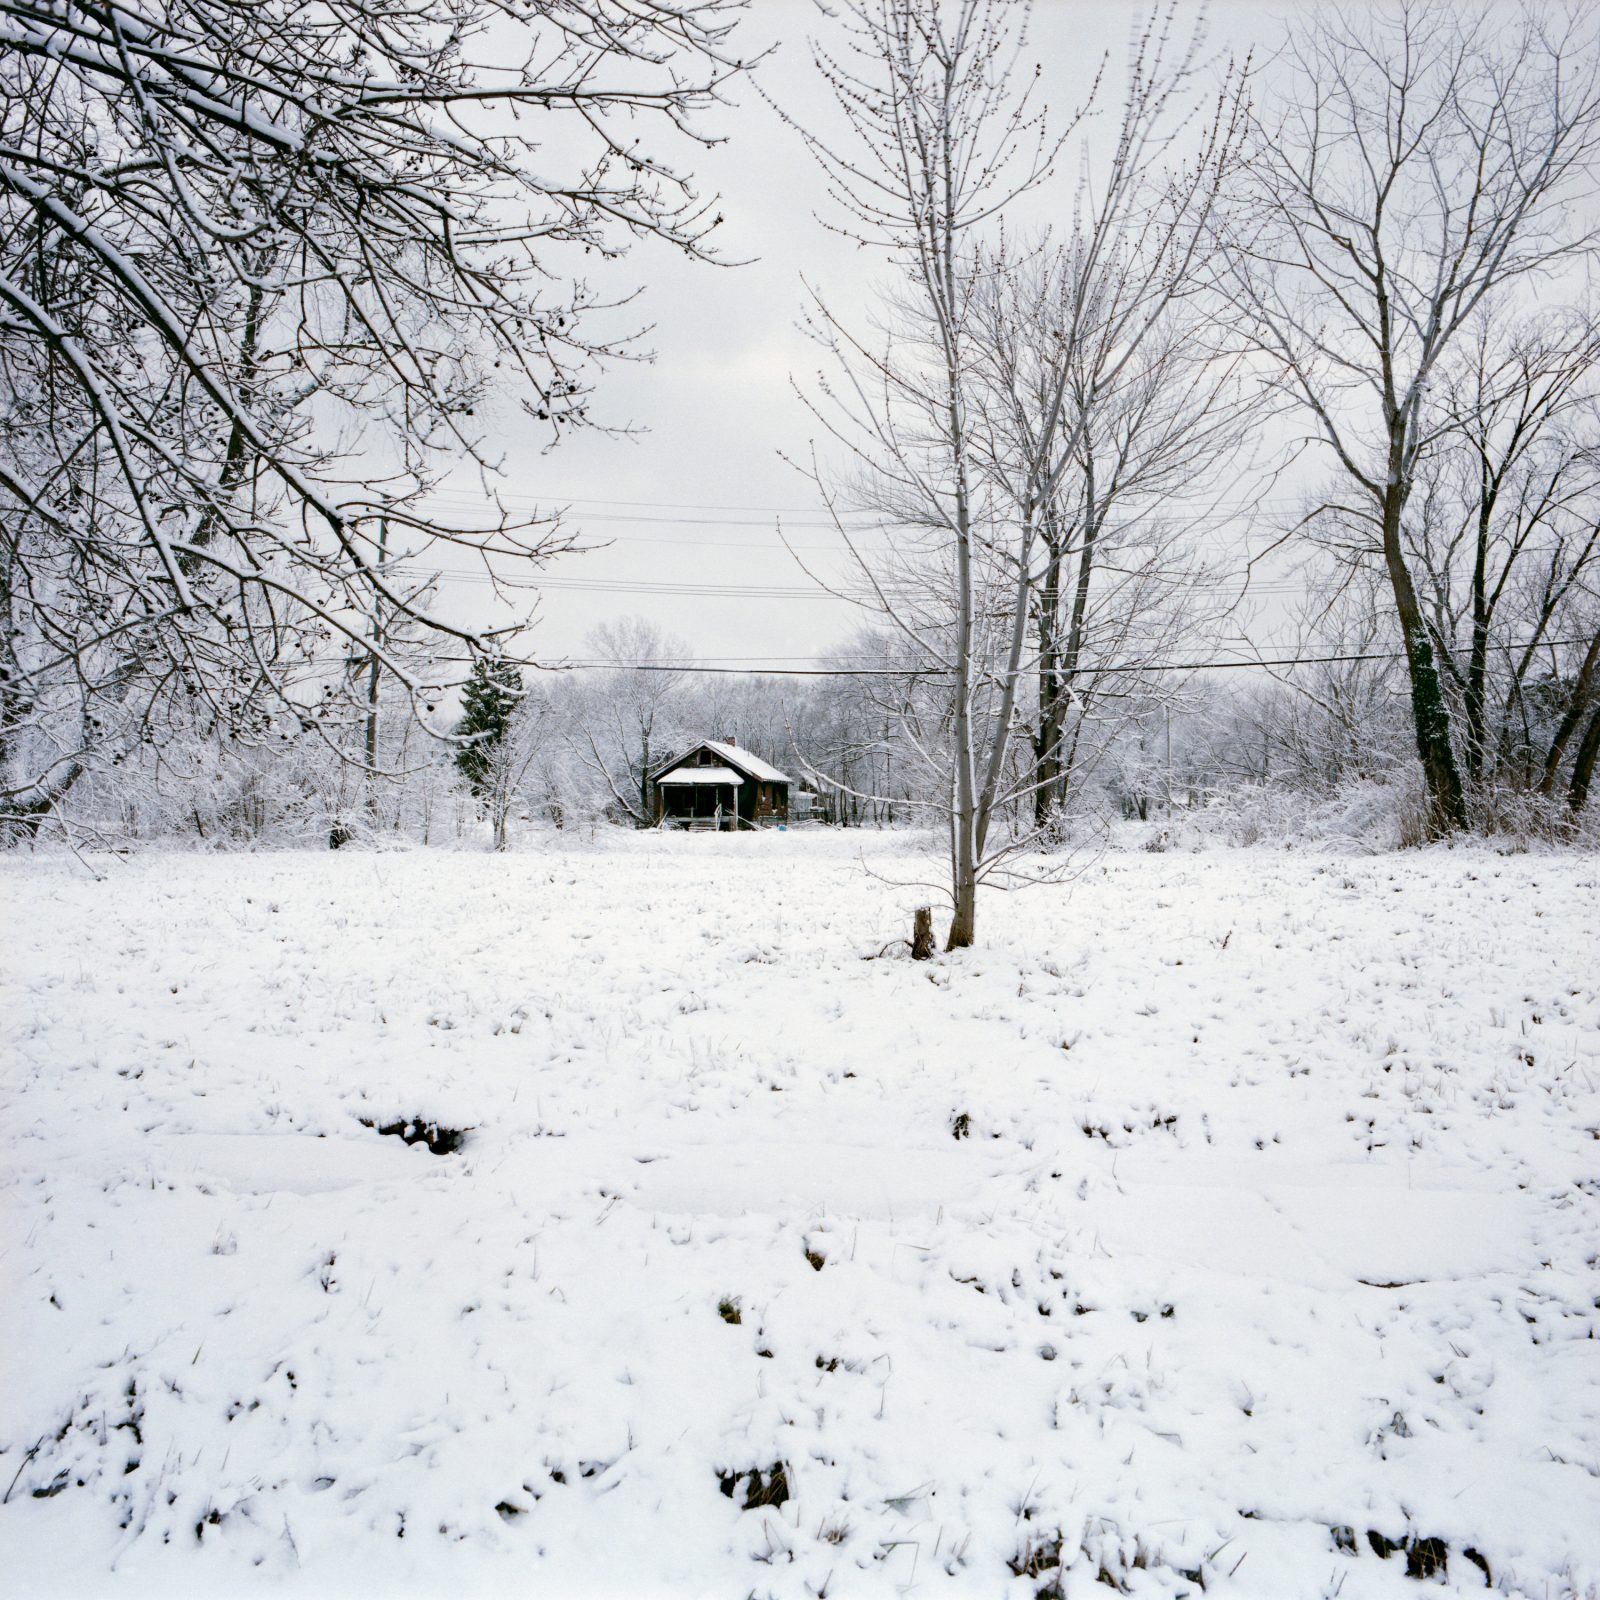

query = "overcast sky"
[423, 1, 1302, 669]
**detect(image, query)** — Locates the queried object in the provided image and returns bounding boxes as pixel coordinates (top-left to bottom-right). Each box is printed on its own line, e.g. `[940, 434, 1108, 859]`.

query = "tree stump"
[912, 905, 935, 960]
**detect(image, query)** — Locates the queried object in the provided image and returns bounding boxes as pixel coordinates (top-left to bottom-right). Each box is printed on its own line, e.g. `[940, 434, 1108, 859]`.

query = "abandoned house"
[650, 739, 792, 829]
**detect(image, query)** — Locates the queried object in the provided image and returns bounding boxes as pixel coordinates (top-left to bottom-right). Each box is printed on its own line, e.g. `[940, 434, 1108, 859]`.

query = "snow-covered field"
[3, 833, 1597, 1599]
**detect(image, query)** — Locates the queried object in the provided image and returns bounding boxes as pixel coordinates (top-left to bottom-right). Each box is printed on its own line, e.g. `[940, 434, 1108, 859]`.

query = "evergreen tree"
[455, 658, 524, 798]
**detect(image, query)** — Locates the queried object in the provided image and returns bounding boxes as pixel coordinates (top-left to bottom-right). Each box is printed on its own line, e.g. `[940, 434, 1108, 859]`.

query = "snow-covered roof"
[701, 741, 791, 784]
[656, 766, 745, 786]
[647, 740, 793, 785]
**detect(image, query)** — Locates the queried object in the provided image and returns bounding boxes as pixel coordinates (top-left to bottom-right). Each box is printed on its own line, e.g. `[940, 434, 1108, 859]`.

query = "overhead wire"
[413, 485, 1318, 516]
[382, 562, 1328, 601]
[405, 487, 1325, 544]
[383, 490, 1518, 670]
[410, 637, 1591, 680]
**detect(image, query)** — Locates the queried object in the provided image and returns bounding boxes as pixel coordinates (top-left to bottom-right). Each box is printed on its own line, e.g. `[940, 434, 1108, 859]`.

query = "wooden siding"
[650, 743, 790, 828]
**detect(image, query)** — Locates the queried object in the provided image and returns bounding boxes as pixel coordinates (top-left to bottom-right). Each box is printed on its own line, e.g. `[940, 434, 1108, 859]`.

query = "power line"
[412, 505, 1303, 539]
[423, 490, 892, 515]
[417, 486, 1317, 518]
[385, 562, 1324, 602]
[417, 507, 1286, 535]
[397, 570, 843, 599]
[429, 636, 1589, 680]
[408, 489, 1319, 550]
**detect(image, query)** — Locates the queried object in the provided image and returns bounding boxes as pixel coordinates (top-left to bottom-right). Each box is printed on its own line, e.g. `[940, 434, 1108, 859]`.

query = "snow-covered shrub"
[1193, 772, 1428, 852]
[1470, 784, 1600, 850]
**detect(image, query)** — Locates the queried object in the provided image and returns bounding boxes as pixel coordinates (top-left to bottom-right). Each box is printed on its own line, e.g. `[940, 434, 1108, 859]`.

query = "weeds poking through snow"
[717, 1464, 790, 1511]
[3, 845, 1594, 1594]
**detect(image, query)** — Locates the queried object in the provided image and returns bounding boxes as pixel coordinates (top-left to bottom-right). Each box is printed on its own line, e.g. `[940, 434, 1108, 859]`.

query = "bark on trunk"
[1049, 497, 1102, 810]
[186, 270, 267, 568]
[946, 872, 976, 950]
[0, 760, 83, 845]
[1538, 631, 1600, 796]
[1381, 478, 1467, 835]
[941, 147, 978, 951]
[948, 543, 978, 951]
[1567, 697, 1600, 814]
[1463, 477, 1495, 790]
[1033, 540, 1064, 827]
[365, 516, 387, 821]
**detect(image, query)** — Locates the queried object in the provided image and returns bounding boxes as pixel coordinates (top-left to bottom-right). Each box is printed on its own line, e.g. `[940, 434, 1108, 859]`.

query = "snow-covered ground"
[3, 833, 1597, 1599]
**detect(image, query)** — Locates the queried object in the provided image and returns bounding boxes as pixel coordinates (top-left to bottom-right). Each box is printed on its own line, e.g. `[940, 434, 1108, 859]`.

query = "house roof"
[649, 740, 792, 785]
[656, 766, 745, 786]
[702, 740, 791, 784]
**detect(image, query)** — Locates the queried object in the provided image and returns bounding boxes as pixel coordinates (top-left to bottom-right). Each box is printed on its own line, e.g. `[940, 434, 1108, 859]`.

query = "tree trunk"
[365, 516, 387, 821]
[0, 761, 83, 846]
[1046, 494, 1102, 819]
[185, 269, 267, 568]
[1463, 479, 1495, 790]
[1033, 535, 1064, 827]
[944, 328, 978, 947]
[1567, 697, 1600, 814]
[1539, 630, 1600, 795]
[946, 870, 976, 951]
[912, 906, 935, 960]
[1381, 479, 1467, 835]
[948, 644, 978, 951]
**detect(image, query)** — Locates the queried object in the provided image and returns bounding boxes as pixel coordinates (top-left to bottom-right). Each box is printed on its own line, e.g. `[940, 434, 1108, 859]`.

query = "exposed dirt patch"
[359, 1116, 467, 1155]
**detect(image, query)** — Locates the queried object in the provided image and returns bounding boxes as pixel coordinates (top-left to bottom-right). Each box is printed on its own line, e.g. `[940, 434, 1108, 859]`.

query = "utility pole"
[365, 514, 387, 820]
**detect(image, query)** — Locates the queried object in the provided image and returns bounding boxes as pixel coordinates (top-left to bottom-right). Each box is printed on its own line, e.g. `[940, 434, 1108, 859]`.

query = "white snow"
[702, 740, 793, 784]
[2, 834, 1596, 1599]
[656, 766, 747, 785]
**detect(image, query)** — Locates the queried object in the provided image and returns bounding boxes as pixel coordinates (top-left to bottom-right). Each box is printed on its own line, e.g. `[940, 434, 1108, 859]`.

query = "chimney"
[723, 733, 736, 746]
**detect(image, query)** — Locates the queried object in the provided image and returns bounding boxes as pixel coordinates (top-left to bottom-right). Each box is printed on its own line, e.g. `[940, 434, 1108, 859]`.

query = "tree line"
[782, 0, 1600, 944]
[3, 1, 1599, 945]
[24, 595, 1578, 859]
[1, 0, 751, 841]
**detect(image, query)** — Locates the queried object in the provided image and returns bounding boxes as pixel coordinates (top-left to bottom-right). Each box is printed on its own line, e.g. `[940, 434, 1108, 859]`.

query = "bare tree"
[0, 0, 753, 839]
[1220, 0, 1600, 835]
[1249, 567, 1411, 794]
[786, 0, 1062, 944]
[1408, 305, 1600, 804]
[967, 235, 1254, 826]
[791, 0, 1243, 945]
[572, 616, 689, 824]
[1540, 624, 1600, 812]
[479, 688, 562, 851]
[1563, 676, 1600, 813]
[792, 626, 944, 828]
